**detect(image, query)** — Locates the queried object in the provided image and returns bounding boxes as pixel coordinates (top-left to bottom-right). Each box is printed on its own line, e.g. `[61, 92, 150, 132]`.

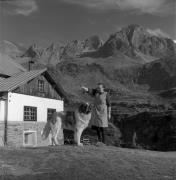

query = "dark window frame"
[38, 80, 45, 92]
[24, 106, 37, 121]
[47, 108, 56, 121]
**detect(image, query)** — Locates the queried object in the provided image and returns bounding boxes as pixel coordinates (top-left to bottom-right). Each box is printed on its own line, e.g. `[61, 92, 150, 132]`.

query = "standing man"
[82, 83, 111, 144]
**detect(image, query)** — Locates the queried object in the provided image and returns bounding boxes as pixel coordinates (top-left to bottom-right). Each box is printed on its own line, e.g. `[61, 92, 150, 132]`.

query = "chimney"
[28, 59, 35, 71]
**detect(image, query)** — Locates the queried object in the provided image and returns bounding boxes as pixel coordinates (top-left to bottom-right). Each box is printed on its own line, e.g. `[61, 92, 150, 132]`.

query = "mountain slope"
[1, 24, 176, 105]
[0, 53, 26, 76]
[138, 57, 176, 91]
[0, 40, 26, 58]
[22, 43, 64, 65]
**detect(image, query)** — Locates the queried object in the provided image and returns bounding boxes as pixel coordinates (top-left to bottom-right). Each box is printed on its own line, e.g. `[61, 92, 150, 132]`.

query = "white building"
[0, 68, 68, 147]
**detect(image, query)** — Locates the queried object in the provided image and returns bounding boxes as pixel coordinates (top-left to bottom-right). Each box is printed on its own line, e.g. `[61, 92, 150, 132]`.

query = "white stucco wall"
[7, 92, 64, 122]
[0, 100, 6, 121]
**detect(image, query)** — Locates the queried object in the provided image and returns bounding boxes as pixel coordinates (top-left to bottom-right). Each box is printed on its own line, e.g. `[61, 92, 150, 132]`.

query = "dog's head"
[78, 102, 92, 114]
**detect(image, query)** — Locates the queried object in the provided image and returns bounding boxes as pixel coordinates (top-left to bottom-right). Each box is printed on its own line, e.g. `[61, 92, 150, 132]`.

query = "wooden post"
[4, 99, 8, 146]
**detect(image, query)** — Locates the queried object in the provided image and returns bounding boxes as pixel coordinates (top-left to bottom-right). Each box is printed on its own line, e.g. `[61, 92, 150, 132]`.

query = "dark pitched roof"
[0, 68, 69, 102]
[0, 69, 46, 92]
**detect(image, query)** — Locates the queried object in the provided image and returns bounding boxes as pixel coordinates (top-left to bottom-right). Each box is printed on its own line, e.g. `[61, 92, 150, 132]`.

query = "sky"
[0, 0, 175, 47]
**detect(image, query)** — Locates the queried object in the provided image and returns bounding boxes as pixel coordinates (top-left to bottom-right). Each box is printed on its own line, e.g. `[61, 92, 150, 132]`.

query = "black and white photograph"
[0, 0, 176, 179]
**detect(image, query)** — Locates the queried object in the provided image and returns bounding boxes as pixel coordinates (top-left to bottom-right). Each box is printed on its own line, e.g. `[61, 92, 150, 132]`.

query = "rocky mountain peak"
[83, 35, 103, 51]
[60, 35, 103, 59]
[46, 43, 55, 51]
[99, 24, 175, 60]
[22, 43, 43, 60]
[46, 42, 63, 52]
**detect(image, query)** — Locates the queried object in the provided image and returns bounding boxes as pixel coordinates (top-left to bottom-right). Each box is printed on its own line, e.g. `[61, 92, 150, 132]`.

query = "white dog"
[41, 103, 92, 146]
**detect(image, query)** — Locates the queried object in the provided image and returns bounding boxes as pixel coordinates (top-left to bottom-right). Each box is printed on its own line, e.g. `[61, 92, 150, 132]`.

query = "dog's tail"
[41, 121, 51, 140]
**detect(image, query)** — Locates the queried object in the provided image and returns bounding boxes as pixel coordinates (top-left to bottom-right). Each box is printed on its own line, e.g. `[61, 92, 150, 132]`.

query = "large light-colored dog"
[41, 103, 92, 146]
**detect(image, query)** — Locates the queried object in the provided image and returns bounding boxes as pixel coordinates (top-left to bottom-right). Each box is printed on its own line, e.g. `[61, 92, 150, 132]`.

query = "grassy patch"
[0, 146, 176, 180]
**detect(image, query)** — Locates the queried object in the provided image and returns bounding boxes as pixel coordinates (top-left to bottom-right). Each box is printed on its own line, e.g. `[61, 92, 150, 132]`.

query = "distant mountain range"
[1, 24, 176, 107]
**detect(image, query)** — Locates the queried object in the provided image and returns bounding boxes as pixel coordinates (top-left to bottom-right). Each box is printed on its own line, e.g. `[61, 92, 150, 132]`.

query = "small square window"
[24, 106, 37, 121]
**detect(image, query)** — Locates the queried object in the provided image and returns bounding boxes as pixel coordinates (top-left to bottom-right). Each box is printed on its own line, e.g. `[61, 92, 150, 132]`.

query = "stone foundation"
[0, 121, 50, 147]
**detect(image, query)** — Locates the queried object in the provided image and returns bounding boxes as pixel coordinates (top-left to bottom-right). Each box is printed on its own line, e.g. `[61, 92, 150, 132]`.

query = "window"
[38, 80, 44, 92]
[24, 106, 37, 121]
[47, 108, 56, 121]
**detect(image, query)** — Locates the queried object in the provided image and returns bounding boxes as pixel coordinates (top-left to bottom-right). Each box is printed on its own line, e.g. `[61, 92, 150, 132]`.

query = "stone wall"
[0, 121, 50, 147]
[0, 122, 5, 146]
